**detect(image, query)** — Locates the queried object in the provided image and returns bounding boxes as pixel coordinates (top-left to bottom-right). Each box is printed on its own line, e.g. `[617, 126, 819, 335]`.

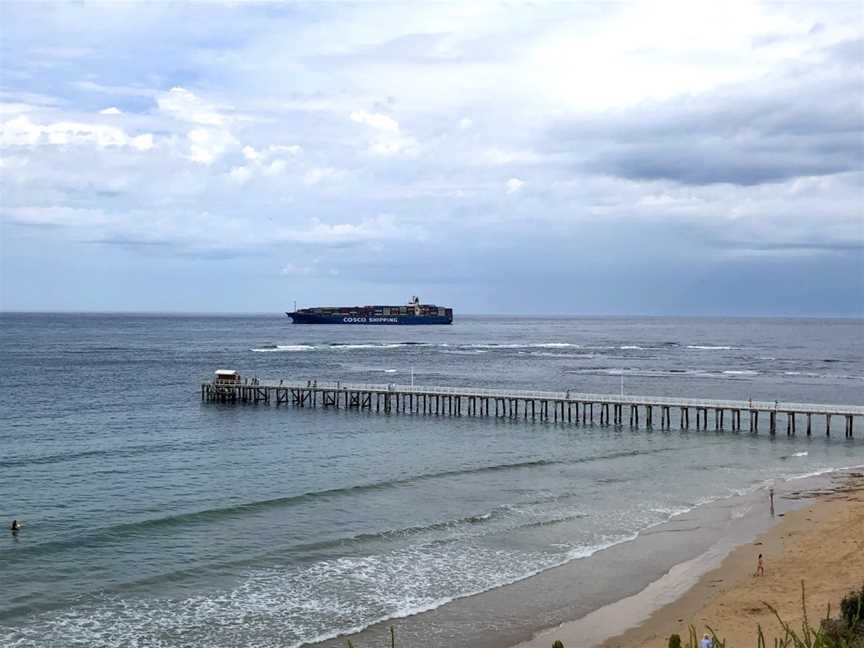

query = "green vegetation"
[670, 582, 864, 648]
[840, 585, 864, 631]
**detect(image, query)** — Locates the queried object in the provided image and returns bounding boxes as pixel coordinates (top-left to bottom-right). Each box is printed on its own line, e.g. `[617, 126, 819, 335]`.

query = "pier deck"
[201, 380, 863, 437]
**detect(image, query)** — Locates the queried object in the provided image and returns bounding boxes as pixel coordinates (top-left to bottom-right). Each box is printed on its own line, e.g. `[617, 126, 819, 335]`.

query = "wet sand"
[517, 472, 864, 648]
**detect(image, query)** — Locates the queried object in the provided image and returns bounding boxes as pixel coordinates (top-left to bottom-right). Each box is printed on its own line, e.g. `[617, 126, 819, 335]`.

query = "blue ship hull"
[287, 312, 452, 325]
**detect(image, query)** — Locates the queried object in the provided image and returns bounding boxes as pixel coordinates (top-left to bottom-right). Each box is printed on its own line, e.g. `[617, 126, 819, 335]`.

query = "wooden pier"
[201, 380, 863, 438]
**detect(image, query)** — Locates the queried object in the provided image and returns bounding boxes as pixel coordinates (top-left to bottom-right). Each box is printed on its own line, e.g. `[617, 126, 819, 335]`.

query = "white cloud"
[0, 115, 155, 151]
[157, 87, 228, 126]
[242, 143, 302, 161]
[459, 117, 473, 130]
[268, 144, 303, 156]
[480, 148, 545, 166]
[186, 127, 237, 164]
[350, 109, 418, 155]
[275, 214, 426, 245]
[368, 133, 419, 157]
[228, 165, 253, 184]
[130, 133, 154, 151]
[505, 177, 525, 194]
[0, 102, 36, 115]
[303, 167, 342, 184]
[350, 110, 400, 133]
[280, 261, 316, 276]
[99, 106, 123, 115]
[230, 143, 303, 179]
[74, 81, 155, 97]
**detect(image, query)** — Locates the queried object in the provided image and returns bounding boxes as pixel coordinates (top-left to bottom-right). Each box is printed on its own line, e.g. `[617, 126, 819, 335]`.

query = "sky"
[0, 0, 862, 316]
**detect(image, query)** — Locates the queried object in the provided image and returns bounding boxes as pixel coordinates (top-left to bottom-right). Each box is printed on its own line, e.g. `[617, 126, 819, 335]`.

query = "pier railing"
[201, 378, 863, 437]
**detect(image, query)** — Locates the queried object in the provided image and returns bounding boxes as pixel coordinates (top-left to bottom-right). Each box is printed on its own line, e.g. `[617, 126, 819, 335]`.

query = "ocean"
[1, 314, 862, 648]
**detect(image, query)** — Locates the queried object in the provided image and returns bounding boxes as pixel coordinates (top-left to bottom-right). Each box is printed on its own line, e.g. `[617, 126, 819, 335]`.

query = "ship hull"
[286, 312, 452, 325]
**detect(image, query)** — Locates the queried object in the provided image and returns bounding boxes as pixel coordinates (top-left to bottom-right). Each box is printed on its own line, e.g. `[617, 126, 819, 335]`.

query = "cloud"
[73, 81, 155, 97]
[549, 38, 863, 186]
[157, 87, 229, 126]
[349, 109, 418, 156]
[230, 143, 303, 180]
[505, 178, 525, 194]
[227, 165, 253, 184]
[303, 166, 343, 184]
[1, 1, 861, 314]
[3, 205, 110, 228]
[350, 110, 400, 133]
[281, 258, 340, 277]
[186, 127, 237, 164]
[277, 214, 427, 245]
[1, 114, 154, 150]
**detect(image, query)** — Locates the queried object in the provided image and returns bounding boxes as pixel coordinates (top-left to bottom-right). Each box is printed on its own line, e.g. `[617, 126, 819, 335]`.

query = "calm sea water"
[1, 314, 862, 648]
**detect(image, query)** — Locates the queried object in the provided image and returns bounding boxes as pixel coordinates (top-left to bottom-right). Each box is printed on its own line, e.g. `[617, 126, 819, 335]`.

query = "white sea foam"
[461, 342, 579, 350]
[784, 465, 857, 481]
[731, 504, 753, 519]
[251, 344, 315, 352]
[722, 370, 758, 375]
[687, 345, 733, 350]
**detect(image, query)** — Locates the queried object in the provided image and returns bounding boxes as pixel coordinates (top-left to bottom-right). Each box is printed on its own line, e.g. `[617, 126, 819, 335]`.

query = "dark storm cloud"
[549, 38, 864, 186]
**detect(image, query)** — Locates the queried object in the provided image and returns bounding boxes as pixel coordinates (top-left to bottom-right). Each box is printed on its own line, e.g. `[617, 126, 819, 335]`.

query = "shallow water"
[1, 314, 862, 647]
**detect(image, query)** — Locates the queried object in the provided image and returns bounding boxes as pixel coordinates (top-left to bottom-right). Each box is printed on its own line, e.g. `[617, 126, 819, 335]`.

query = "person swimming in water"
[10, 519, 21, 532]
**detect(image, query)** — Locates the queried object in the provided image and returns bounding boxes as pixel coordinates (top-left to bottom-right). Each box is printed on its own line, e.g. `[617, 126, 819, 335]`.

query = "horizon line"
[1, 309, 862, 320]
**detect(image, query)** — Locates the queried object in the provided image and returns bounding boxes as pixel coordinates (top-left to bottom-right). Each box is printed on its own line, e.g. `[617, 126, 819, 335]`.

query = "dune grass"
[672, 582, 864, 648]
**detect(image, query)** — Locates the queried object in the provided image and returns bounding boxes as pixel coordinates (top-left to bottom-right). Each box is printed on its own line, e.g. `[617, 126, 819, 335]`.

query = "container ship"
[286, 296, 453, 325]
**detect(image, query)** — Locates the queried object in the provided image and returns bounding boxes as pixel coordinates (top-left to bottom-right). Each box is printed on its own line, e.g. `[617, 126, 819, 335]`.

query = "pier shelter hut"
[213, 369, 241, 386]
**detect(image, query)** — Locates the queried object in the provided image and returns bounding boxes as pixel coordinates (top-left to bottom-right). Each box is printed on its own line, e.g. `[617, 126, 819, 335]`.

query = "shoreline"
[328, 464, 857, 648]
[514, 470, 864, 648]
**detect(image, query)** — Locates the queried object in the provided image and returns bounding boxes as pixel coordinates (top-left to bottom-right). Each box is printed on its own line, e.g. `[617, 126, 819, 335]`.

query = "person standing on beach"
[700, 633, 712, 648]
[769, 487, 775, 516]
[755, 553, 765, 576]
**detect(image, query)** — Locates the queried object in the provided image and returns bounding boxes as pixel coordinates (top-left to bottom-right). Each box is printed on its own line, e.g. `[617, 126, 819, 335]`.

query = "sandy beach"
[514, 472, 864, 648]
[538, 473, 864, 648]
[617, 473, 864, 647]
